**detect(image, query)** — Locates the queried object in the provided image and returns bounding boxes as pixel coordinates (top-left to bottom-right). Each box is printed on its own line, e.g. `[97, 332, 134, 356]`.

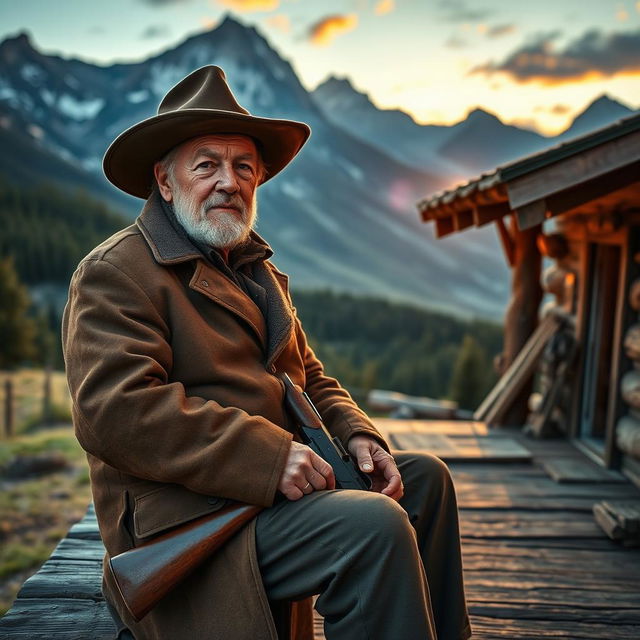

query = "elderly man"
[62, 66, 471, 640]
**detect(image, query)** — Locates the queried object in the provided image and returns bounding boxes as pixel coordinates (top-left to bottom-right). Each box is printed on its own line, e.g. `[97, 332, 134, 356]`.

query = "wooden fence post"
[43, 365, 52, 427]
[4, 377, 14, 438]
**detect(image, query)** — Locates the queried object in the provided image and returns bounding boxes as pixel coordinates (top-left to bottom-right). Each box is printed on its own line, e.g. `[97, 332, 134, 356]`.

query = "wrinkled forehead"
[176, 133, 259, 159]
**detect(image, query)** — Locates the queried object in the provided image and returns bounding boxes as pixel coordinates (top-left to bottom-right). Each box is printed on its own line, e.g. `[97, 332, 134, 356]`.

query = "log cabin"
[418, 112, 640, 488]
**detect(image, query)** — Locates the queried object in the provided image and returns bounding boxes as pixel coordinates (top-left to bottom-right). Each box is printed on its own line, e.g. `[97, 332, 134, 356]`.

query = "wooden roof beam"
[514, 160, 640, 230]
[473, 202, 512, 227]
[515, 200, 548, 231]
[453, 209, 474, 232]
[434, 216, 456, 238]
[506, 129, 640, 210]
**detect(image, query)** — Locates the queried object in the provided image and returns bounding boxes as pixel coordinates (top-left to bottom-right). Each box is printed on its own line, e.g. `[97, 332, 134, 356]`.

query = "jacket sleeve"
[291, 310, 390, 452]
[62, 257, 292, 507]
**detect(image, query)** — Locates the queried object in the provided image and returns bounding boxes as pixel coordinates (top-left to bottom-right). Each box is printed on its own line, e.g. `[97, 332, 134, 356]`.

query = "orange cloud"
[375, 0, 395, 16]
[265, 13, 291, 33]
[216, 0, 279, 12]
[471, 29, 640, 85]
[308, 14, 358, 46]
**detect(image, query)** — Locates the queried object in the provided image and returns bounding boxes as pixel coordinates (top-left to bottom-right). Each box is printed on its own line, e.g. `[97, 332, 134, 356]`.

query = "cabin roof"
[418, 111, 640, 238]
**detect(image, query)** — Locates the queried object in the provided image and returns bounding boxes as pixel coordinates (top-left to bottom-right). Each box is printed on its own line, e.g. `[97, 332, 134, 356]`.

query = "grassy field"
[0, 369, 91, 616]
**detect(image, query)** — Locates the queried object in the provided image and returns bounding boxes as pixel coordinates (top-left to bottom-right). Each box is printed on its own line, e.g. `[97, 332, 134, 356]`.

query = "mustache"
[202, 194, 245, 212]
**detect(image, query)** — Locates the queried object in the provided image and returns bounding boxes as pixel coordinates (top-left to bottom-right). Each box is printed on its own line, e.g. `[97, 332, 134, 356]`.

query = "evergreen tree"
[0, 257, 36, 369]
[449, 334, 489, 411]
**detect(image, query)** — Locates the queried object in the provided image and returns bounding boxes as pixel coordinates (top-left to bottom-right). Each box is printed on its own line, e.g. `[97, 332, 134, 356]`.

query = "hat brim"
[103, 109, 311, 199]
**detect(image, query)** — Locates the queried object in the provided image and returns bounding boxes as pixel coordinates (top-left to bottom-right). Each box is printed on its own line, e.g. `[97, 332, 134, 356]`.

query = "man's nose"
[216, 163, 239, 192]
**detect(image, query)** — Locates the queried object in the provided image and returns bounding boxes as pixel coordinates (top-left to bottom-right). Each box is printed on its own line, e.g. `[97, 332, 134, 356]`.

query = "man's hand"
[348, 435, 404, 501]
[278, 441, 336, 501]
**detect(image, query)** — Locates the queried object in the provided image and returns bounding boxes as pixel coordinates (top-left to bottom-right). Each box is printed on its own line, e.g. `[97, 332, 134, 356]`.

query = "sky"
[1, 0, 639, 135]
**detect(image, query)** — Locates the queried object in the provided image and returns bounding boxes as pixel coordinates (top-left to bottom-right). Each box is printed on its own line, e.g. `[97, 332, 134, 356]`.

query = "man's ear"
[154, 162, 173, 202]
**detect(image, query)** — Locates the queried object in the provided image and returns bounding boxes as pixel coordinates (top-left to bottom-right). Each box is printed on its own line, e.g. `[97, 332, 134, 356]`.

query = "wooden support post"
[4, 377, 14, 438]
[499, 216, 543, 426]
[495, 217, 515, 267]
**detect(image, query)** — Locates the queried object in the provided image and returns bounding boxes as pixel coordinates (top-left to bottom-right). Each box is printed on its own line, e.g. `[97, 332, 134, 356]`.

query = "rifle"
[108, 373, 369, 621]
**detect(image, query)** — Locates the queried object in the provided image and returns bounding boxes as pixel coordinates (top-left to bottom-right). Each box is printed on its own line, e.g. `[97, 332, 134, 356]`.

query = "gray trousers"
[255, 452, 472, 640]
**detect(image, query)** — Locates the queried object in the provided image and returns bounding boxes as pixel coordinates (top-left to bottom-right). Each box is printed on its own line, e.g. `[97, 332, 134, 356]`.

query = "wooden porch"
[372, 419, 640, 640]
[1, 420, 639, 639]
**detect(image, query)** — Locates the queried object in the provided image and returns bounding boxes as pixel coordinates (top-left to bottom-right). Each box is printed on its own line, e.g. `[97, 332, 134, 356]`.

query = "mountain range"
[312, 76, 635, 177]
[0, 16, 635, 319]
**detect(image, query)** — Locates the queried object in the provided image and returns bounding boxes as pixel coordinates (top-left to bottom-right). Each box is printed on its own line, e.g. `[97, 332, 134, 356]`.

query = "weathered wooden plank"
[0, 598, 115, 639]
[601, 500, 640, 532]
[461, 542, 640, 572]
[459, 510, 605, 539]
[541, 458, 627, 483]
[465, 585, 640, 609]
[66, 522, 102, 541]
[452, 478, 639, 499]
[391, 432, 533, 462]
[470, 615, 640, 639]
[450, 464, 565, 483]
[374, 418, 489, 437]
[479, 536, 632, 551]
[474, 313, 560, 424]
[459, 498, 607, 511]
[471, 615, 640, 638]
[18, 559, 103, 600]
[50, 538, 105, 563]
[463, 572, 639, 594]
[468, 601, 640, 625]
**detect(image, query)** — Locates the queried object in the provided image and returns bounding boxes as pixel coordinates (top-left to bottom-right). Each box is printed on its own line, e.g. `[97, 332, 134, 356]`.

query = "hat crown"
[158, 66, 251, 116]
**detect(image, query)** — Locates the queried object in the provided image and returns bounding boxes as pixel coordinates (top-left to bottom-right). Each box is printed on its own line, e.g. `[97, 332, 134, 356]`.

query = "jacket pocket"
[133, 484, 226, 540]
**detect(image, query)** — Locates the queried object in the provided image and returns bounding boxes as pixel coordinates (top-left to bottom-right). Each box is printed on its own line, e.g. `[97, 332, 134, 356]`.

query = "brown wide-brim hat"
[103, 65, 311, 199]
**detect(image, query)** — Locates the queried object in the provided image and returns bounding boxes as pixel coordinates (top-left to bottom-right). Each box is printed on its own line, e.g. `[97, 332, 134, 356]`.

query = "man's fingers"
[311, 452, 336, 489]
[378, 456, 403, 501]
[357, 450, 374, 473]
[306, 469, 327, 491]
[381, 473, 404, 500]
[284, 485, 304, 501]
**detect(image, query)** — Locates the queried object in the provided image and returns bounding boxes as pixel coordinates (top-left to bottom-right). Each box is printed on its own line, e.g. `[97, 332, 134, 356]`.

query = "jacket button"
[269, 364, 276, 374]
[201, 279, 209, 287]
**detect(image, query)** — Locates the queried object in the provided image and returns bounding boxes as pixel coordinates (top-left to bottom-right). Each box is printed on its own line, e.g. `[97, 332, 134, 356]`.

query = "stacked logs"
[620, 307, 640, 460]
[525, 231, 577, 438]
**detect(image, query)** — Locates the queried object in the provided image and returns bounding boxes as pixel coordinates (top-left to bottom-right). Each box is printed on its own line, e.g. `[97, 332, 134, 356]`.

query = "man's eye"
[238, 163, 253, 172]
[196, 161, 213, 170]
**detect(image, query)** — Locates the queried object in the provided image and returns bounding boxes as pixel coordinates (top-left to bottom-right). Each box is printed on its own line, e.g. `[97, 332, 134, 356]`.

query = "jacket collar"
[135, 190, 292, 366]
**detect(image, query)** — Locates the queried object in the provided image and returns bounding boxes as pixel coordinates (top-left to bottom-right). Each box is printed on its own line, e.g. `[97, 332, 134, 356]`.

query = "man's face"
[154, 134, 260, 249]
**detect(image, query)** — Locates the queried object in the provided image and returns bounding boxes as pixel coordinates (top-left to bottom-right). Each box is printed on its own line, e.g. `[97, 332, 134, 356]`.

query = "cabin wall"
[528, 211, 640, 478]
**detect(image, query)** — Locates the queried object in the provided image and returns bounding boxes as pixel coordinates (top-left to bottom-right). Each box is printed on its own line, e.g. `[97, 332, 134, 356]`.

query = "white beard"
[171, 186, 257, 249]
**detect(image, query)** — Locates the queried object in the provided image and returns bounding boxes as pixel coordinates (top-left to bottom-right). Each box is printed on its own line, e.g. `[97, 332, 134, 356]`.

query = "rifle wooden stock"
[109, 502, 262, 621]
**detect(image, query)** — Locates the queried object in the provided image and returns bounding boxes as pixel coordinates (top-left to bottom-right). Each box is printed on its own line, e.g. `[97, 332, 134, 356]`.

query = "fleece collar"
[135, 189, 273, 267]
